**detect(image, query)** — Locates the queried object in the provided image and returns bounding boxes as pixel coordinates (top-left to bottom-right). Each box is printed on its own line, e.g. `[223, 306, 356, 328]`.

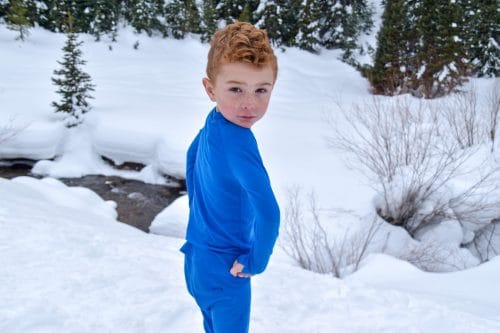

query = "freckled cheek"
[217, 100, 240, 117]
[221, 94, 241, 107]
[220, 97, 239, 110]
[256, 96, 271, 111]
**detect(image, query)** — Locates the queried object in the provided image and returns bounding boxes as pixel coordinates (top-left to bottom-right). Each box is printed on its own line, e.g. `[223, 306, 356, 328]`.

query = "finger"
[237, 273, 252, 278]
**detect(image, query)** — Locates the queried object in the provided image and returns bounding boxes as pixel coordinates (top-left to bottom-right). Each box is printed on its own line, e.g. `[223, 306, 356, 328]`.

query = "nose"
[240, 92, 256, 110]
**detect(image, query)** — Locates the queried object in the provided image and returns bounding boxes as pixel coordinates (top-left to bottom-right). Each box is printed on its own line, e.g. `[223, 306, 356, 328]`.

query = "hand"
[230, 260, 252, 278]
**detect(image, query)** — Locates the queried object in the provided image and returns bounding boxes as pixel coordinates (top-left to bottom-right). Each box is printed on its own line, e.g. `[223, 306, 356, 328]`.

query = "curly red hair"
[206, 22, 278, 82]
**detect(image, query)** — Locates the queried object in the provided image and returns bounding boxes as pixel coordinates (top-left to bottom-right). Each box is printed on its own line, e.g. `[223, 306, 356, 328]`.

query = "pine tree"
[475, 0, 499, 77]
[414, 0, 467, 97]
[256, 0, 281, 47]
[404, 0, 421, 80]
[296, 0, 321, 52]
[216, 0, 259, 24]
[277, 0, 302, 47]
[87, 0, 120, 40]
[0, 0, 9, 17]
[185, 0, 201, 34]
[71, 1, 92, 33]
[52, 19, 95, 128]
[165, 0, 186, 39]
[28, 0, 108, 33]
[371, 0, 470, 97]
[370, 0, 410, 95]
[31, 0, 50, 28]
[257, 0, 303, 48]
[201, 0, 217, 42]
[339, 0, 373, 62]
[238, 2, 252, 22]
[317, 0, 345, 49]
[165, 0, 201, 39]
[43, 0, 75, 32]
[314, 0, 372, 60]
[461, 0, 499, 77]
[123, 0, 166, 36]
[5, 0, 33, 40]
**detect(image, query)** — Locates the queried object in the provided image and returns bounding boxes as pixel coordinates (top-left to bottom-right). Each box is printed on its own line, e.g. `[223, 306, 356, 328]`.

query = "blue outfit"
[181, 108, 280, 333]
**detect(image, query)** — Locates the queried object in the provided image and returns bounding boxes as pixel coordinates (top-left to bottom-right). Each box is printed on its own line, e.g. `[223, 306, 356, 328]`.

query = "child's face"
[202, 62, 274, 128]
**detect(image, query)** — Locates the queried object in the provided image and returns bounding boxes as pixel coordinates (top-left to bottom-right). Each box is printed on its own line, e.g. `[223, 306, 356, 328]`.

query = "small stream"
[0, 160, 185, 232]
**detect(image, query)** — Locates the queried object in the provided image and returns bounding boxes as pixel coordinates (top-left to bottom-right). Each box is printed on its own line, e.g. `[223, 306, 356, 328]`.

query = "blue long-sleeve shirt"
[184, 108, 280, 275]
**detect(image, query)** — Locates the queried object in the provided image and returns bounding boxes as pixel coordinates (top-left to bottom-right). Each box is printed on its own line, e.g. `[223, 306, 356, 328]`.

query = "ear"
[202, 77, 216, 102]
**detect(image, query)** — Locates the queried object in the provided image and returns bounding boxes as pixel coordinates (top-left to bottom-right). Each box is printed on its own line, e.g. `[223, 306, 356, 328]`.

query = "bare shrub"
[280, 186, 382, 278]
[327, 97, 437, 183]
[327, 96, 500, 245]
[440, 84, 487, 149]
[399, 242, 469, 272]
[439, 79, 500, 152]
[487, 79, 500, 152]
[328, 98, 474, 234]
[468, 220, 500, 262]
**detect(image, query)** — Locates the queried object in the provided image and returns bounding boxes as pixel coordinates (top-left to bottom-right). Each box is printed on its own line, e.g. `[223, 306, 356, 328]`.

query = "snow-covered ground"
[1, 24, 500, 332]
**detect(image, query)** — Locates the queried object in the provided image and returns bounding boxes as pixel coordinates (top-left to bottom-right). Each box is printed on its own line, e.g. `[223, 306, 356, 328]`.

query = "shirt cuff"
[236, 253, 250, 273]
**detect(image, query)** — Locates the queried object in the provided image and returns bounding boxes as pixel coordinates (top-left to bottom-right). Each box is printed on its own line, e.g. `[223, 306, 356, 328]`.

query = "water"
[0, 161, 185, 232]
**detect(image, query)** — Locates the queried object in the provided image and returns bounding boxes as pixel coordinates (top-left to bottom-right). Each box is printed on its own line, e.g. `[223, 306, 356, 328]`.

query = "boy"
[180, 22, 280, 333]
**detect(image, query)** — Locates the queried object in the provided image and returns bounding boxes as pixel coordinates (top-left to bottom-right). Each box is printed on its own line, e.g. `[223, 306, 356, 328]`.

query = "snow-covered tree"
[0, 0, 9, 17]
[317, 0, 349, 49]
[41, 0, 78, 32]
[5, 0, 33, 40]
[461, 0, 499, 77]
[414, 0, 467, 98]
[165, 0, 201, 39]
[201, 0, 217, 42]
[184, 0, 201, 34]
[123, 0, 165, 36]
[339, 0, 373, 61]
[257, 0, 302, 48]
[238, 2, 252, 22]
[216, 0, 259, 24]
[256, 0, 281, 47]
[371, 0, 469, 98]
[164, 0, 186, 39]
[314, 0, 372, 58]
[276, 0, 302, 47]
[296, 0, 321, 52]
[371, 0, 413, 95]
[52, 21, 95, 128]
[30, 0, 49, 27]
[87, 0, 120, 41]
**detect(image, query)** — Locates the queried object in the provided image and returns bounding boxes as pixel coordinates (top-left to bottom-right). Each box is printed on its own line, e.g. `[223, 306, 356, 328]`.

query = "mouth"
[237, 116, 257, 127]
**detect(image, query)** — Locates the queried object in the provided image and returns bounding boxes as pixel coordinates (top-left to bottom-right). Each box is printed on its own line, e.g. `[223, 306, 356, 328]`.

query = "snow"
[150, 195, 188, 239]
[1, 23, 500, 332]
[0, 119, 65, 160]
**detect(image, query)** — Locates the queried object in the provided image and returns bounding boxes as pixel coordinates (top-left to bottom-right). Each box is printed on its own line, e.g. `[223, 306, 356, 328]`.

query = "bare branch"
[280, 187, 383, 278]
[487, 79, 500, 152]
[327, 93, 500, 264]
[400, 242, 468, 272]
[440, 84, 487, 149]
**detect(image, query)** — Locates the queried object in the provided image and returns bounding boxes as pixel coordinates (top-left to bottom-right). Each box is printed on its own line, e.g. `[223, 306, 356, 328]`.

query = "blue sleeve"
[229, 131, 280, 275]
[186, 131, 200, 206]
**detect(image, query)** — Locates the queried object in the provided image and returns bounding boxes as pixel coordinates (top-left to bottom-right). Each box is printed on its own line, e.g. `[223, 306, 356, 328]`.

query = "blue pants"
[181, 243, 251, 333]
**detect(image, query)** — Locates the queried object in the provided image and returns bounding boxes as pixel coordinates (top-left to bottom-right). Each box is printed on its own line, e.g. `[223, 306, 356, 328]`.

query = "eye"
[256, 88, 268, 94]
[229, 87, 243, 93]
